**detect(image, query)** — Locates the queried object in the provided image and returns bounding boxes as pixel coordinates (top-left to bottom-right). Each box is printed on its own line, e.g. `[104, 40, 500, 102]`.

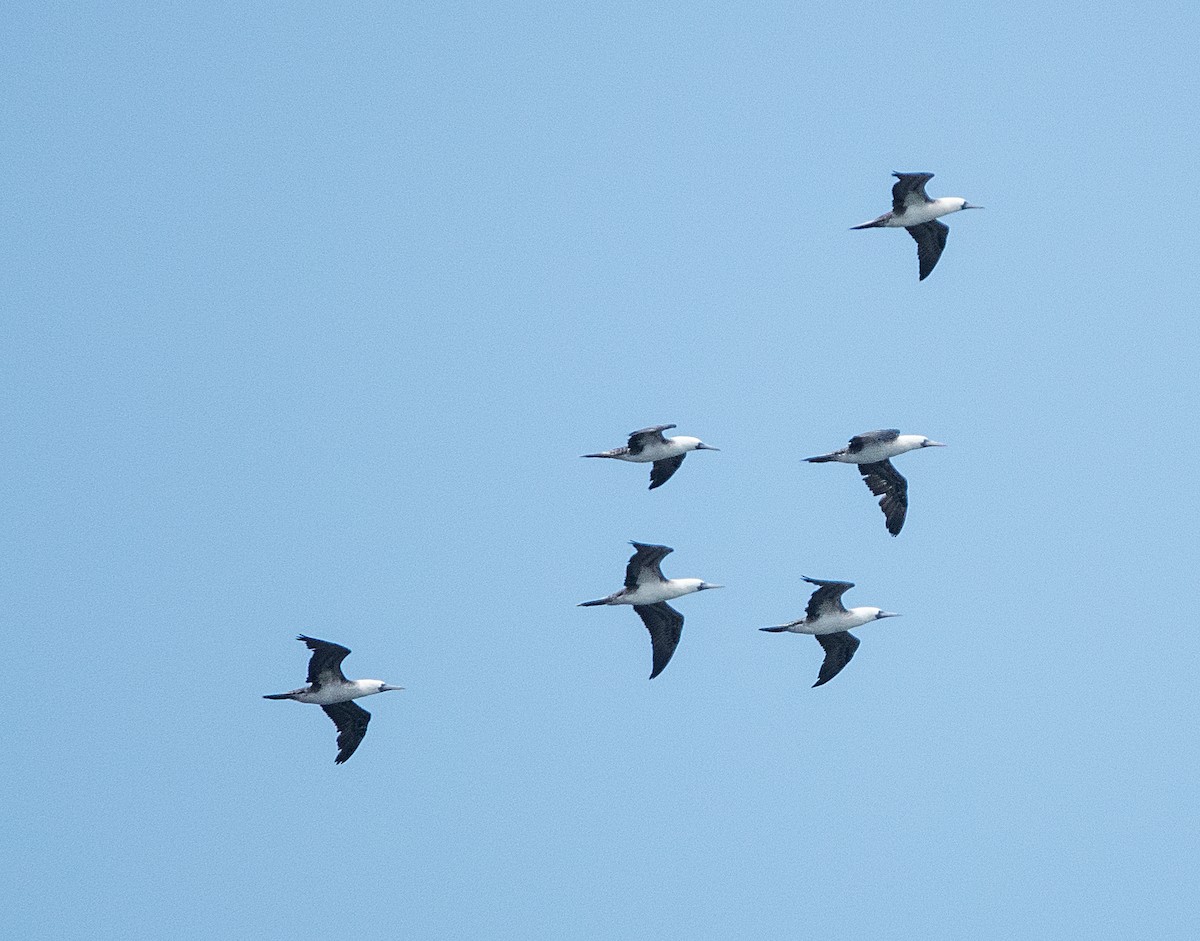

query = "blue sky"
[6, 2, 1200, 938]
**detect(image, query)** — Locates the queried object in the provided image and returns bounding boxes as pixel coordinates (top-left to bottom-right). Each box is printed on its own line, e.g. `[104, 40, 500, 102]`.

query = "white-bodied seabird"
[264, 635, 403, 764]
[579, 542, 722, 678]
[760, 577, 899, 687]
[806, 429, 945, 536]
[583, 424, 719, 490]
[853, 172, 981, 280]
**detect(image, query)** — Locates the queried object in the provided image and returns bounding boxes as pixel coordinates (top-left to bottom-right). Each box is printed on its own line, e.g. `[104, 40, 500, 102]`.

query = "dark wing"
[624, 542, 673, 589]
[906, 220, 949, 281]
[627, 424, 676, 455]
[848, 429, 900, 453]
[891, 172, 934, 214]
[858, 460, 908, 536]
[298, 635, 351, 689]
[634, 602, 684, 679]
[802, 577, 854, 620]
[321, 701, 372, 764]
[813, 632, 861, 687]
[648, 455, 686, 490]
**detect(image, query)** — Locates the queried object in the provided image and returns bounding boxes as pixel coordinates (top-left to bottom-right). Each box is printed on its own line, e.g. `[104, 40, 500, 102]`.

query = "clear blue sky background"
[6, 2, 1200, 938]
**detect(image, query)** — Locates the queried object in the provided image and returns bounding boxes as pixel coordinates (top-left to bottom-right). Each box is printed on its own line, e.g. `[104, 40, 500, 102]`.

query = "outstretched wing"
[813, 632, 861, 687]
[624, 542, 673, 589]
[634, 602, 684, 679]
[906, 220, 949, 281]
[321, 701, 372, 764]
[848, 429, 900, 453]
[891, 172, 934, 214]
[298, 635, 351, 689]
[648, 455, 686, 490]
[858, 460, 909, 536]
[626, 424, 676, 455]
[802, 577, 854, 620]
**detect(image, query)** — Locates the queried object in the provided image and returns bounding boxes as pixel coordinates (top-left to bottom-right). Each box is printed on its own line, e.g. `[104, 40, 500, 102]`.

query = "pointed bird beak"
[380, 685, 405, 692]
[877, 612, 900, 619]
[696, 444, 720, 451]
[699, 583, 724, 591]
[925, 440, 947, 447]
[962, 203, 983, 209]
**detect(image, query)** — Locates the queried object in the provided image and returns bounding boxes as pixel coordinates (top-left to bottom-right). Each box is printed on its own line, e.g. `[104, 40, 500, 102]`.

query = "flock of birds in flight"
[265, 172, 975, 762]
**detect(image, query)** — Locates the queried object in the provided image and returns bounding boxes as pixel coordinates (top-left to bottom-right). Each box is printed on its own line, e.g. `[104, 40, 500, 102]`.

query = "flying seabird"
[760, 577, 899, 687]
[264, 635, 403, 764]
[583, 424, 719, 490]
[579, 542, 722, 678]
[806, 429, 945, 535]
[852, 172, 981, 280]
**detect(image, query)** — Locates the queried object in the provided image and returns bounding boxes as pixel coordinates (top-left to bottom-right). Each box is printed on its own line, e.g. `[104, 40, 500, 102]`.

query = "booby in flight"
[264, 635, 403, 764]
[760, 577, 899, 687]
[806, 429, 945, 535]
[853, 172, 981, 280]
[579, 542, 722, 678]
[583, 424, 719, 490]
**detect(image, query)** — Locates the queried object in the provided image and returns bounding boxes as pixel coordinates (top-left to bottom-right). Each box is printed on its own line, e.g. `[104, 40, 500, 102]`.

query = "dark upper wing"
[802, 577, 854, 620]
[858, 460, 908, 535]
[626, 424, 676, 455]
[634, 602, 684, 679]
[298, 635, 351, 689]
[906, 220, 949, 281]
[321, 701, 372, 764]
[813, 632, 861, 687]
[624, 542, 672, 589]
[648, 455, 686, 490]
[891, 172, 934, 213]
[848, 429, 900, 453]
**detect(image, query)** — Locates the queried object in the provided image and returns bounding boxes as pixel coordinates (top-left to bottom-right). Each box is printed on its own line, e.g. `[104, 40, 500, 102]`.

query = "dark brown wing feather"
[858, 460, 908, 535]
[627, 424, 676, 454]
[648, 455, 686, 489]
[624, 543, 672, 589]
[634, 602, 684, 679]
[321, 701, 372, 764]
[813, 632, 861, 687]
[298, 635, 351, 689]
[906, 220, 949, 281]
[803, 577, 854, 620]
[891, 172, 934, 214]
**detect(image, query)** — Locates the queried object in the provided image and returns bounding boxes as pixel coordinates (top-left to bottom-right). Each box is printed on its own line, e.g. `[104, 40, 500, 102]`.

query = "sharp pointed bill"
[805, 430, 945, 535]
[263, 635, 403, 764]
[759, 577, 899, 687]
[579, 542, 722, 679]
[852, 172, 981, 280]
[582, 424, 718, 490]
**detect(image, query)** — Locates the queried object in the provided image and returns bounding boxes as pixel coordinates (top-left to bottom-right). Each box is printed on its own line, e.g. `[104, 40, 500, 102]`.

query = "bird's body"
[806, 429, 945, 536]
[579, 542, 722, 678]
[584, 424, 718, 489]
[264, 635, 403, 763]
[760, 577, 898, 687]
[853, 172, 980, 280]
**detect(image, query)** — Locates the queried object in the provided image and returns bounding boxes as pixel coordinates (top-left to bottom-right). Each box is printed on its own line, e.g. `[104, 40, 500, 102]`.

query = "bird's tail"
[578, 598, 609, 607]
[262, 693, 294, 700]
[759, 626, 790, 633]
[582, 449, 626, 459]
[804, 453, 837, 463]
[851, 215, 888, 230]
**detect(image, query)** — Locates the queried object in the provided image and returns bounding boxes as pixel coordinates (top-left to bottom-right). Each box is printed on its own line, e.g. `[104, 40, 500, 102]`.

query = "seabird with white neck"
[760, 577, 899, 687]
[264, 635, 403, 764]
[853, 172, 981, 280]
[579, 542, 722, 678]
[806, 429, 945, 536]
[583, 424, 718, 490]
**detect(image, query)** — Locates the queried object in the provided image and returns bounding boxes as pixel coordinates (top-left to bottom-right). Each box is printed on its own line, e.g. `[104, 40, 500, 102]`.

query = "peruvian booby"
[806, 429, 945, 535]
[579, 542, 722, 678]
[760, 577, 899, 687]
[583, 424, 718, 490]
[264, 635, 403, 764]
[853, 172, 981, 280]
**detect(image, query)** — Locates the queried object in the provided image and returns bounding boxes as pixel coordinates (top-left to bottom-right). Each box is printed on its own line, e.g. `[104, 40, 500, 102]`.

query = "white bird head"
[674, 436, 720, 453]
